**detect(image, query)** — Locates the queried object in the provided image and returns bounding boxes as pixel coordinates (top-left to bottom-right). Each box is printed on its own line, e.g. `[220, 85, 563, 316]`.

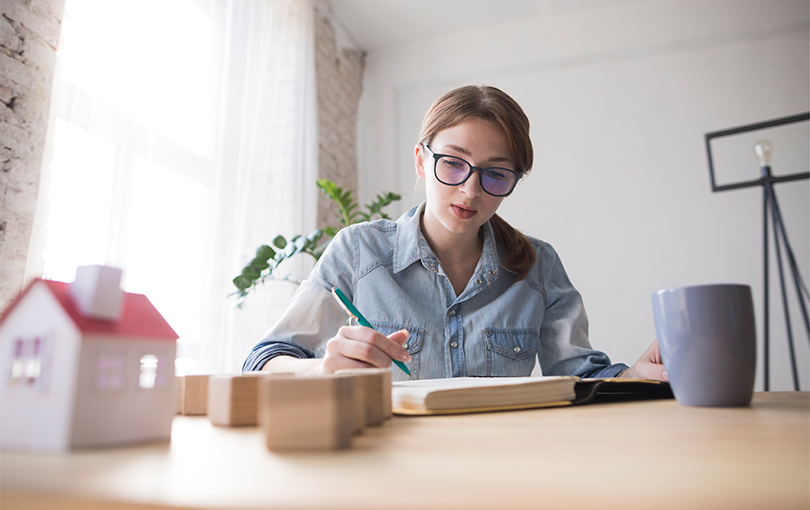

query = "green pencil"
[331, 287, 412, 376]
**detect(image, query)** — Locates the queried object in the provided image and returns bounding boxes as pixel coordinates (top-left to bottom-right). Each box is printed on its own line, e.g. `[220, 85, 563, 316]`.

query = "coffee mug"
[652, 284, 756, 407]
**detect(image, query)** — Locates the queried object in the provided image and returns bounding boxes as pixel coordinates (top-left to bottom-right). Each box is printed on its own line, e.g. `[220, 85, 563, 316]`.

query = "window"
[35, 0, 319, 375]
[41, 0, 216, 374]
[95, 354, 124, 391]
[138, 355, 159, 389]
[8, 335, 51, 393]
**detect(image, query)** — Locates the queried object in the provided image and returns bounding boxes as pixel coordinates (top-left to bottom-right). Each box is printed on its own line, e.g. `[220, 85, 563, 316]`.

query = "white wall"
[356, 0, 809, 390]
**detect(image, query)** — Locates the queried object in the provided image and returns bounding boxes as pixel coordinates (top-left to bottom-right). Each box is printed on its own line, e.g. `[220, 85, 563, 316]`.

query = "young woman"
[243, 85, 667, 382]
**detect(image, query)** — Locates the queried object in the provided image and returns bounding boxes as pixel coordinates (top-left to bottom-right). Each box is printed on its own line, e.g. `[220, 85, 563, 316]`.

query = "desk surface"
[2, 392, 808, 510]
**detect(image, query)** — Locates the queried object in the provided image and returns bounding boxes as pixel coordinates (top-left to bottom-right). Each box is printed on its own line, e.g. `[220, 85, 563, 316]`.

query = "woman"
[243, 85, 666, 382]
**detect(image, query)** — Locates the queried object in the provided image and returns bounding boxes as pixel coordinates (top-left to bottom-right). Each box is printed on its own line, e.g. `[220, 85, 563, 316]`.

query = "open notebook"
[392, 376, 673, 415]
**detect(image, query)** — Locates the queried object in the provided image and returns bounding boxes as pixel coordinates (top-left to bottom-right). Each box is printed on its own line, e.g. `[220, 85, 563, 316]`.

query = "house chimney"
[69, 265, 125, 321]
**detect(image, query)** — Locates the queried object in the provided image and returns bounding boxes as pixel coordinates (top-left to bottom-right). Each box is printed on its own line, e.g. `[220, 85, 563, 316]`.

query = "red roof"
[1, 279, 178, 341]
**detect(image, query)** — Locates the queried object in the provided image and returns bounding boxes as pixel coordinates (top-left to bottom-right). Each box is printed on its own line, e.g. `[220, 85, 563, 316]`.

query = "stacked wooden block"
[175, 368, 392, 450]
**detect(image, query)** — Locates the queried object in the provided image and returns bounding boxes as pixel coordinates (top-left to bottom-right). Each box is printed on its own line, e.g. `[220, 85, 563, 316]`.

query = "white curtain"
[204, 0, 318, 373]
[28, 0, 318, 374]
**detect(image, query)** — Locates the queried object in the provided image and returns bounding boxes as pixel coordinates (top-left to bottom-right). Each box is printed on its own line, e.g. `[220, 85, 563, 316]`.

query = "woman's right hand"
[321, 326, 411, 374]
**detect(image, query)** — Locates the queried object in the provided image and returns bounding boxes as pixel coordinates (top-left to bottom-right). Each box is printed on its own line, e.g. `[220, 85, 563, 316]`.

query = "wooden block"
[335, 372, 366, 435]
[335, 368, 391, 426]
[259, 376, 355, 450]
[208, 373, 292, 427]
[176, 375, 209, 415]
[380, 369, 392, 420]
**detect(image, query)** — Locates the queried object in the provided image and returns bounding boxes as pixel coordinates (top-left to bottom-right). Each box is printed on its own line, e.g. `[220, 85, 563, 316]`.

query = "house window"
[8, 336, 50, 392]
[138, 355, 167, 389]
[95, 354, 124, 391]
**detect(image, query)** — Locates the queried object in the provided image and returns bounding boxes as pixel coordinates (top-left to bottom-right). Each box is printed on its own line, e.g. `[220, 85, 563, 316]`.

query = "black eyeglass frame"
[421, 144, 521, 197]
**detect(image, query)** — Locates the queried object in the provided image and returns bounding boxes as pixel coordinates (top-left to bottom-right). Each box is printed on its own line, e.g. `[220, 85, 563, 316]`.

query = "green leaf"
[361, 191, 401, 222]
[272, 235, 287, 249]
[249, 257, 269, 270]
[233, 275, 252, 290]
[256, 244, 275, 260]
[241, 266, 261, 279]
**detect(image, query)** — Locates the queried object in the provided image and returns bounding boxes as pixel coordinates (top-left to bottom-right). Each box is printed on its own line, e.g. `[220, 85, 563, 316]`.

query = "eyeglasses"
[422, 144, 520, 197]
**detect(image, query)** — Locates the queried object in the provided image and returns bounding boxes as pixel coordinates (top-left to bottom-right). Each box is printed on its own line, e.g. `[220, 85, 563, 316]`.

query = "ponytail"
[490, 214, 536, 281]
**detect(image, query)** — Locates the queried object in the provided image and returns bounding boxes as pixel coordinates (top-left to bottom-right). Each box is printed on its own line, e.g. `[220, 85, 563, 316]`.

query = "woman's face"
[415, 117, 514, 245]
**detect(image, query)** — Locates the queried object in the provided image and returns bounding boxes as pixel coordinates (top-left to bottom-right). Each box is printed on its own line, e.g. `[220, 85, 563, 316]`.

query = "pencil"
[331, 287, 412, 376]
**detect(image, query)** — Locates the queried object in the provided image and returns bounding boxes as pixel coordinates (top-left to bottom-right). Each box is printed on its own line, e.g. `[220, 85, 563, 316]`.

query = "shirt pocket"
[484, 328, 541, 377]
[370, 322, 424, 380]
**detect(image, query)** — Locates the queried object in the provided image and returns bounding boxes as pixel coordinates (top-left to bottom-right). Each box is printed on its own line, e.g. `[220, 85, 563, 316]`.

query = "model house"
[0, 266, 178, 452]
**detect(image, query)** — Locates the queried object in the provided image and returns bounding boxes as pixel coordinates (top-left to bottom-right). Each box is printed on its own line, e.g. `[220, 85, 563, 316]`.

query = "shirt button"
[488, 270, 495, 276]
[475, 279, 482, 285]
[513, 346, 522, 353]
[450, 341, 458, 348]
[449, 310, 456, 316]
[403, 343, 408, 349]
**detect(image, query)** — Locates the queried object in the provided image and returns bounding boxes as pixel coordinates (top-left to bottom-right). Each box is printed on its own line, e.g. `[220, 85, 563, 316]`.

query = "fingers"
[387, 328, 409, 346]
[627, 338, 668, 381]
[640, 362, 668, 382]
[645, 338, 663, 364]
[322, 326, 411, 374]
[321, 355, 375, 374]
[343, 326, 411, 363]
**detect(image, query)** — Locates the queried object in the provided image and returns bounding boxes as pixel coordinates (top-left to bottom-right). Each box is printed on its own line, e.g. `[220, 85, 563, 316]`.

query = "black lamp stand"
[705, 112, 810, 391]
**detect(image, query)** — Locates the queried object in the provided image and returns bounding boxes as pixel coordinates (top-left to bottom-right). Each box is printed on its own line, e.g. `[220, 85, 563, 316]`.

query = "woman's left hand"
[621, 338, 668, 381]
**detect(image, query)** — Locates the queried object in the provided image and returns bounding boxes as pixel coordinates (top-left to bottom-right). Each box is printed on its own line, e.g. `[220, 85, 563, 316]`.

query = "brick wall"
[0, 0, 64, 309]
[313, 8, 365, 229]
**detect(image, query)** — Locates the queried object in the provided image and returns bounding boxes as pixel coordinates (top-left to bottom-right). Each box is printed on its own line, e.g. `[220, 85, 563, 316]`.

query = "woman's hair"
[418, 85, 537, 281]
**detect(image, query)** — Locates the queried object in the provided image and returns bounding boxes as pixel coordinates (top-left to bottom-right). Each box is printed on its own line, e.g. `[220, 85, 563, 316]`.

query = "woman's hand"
[621, 338, 668, 381]
[321, 326, 411, 374]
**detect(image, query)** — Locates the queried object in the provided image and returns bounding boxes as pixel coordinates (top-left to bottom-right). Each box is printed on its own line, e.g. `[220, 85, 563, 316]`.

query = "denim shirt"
[243, 203, 627, 381]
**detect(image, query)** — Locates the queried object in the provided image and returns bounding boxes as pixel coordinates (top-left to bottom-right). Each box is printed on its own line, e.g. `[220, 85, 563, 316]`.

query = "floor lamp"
[705, 112, 810, 391]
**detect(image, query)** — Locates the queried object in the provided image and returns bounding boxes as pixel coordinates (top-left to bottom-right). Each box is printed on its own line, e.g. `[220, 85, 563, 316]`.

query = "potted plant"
[232, 179, 400, 305]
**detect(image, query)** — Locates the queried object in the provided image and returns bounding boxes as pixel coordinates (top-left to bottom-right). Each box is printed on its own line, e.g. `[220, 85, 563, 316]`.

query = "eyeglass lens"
[435, 156, 516, 196]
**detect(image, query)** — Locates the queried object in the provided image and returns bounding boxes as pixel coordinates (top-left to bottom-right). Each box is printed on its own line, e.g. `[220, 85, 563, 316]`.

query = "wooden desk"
[2, 392, 808, 510]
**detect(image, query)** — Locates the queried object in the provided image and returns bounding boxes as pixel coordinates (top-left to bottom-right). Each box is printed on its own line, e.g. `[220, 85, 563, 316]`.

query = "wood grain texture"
[335, 372, 366, 434]
[175, 375, 209, 415]
[1, 392, 807, 510]
[208, 373, 295, 427]
[259, 375, 355, 450]
[207, 374, 257, 426]
[336, 368, 392, 425]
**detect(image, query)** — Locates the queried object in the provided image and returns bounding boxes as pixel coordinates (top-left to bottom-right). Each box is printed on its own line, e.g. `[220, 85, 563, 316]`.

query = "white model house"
[0, 266, 178, 452]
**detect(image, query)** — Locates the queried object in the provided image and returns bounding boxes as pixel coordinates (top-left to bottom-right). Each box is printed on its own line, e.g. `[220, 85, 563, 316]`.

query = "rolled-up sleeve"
[242, 228, 357, 372]
[241, 281, 348, 371]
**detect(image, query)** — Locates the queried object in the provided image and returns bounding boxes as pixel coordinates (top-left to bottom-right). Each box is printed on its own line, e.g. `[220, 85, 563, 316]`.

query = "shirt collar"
[393, 202, 501, 283]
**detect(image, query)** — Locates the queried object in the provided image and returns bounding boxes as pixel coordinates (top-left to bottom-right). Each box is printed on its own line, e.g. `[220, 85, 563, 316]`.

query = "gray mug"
[652, 284, 756, 407]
